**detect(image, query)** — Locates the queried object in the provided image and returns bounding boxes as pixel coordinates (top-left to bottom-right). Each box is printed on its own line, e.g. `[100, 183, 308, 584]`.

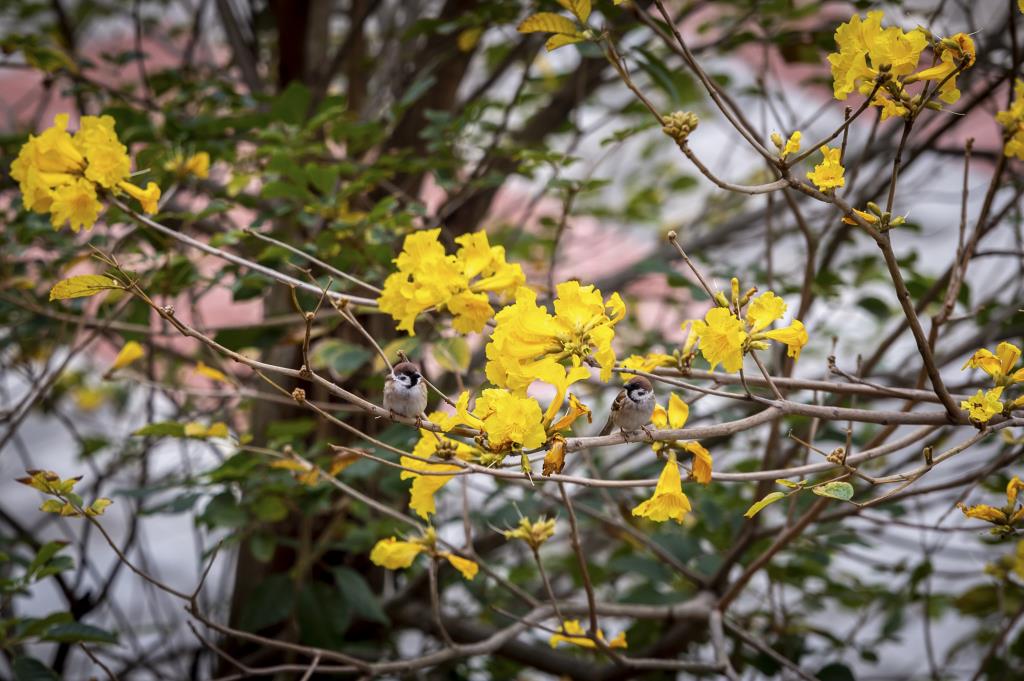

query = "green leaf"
[12, 656, 60, 681]
[49, 275, 122, 301]
[775, 479, 802, 488]
[132, 422, 187, 438]
[517, 12, 578, 35]
[815, 663, 856, 681]
[270, 81, 311, 125]
[202, 492, 247, 529]
[261, 180, 311, 203]
[812, 481, 854, 502]
[744, 491, 787, 518]
[431, 337, 470, 373]
[251, 495, 288, 523]
[375, 338, 420, 372]
[250, 534, 276, 563]
[296, 581, 351, 647]
[27, 542, 69, 579]
[334, 567, 389, 625]
[857, 296, 889, 320]
[19, 612, 73, 639]
[238, 573, 294, 632]
[43, 622, 118, 644]
[310, 339, 373, 381]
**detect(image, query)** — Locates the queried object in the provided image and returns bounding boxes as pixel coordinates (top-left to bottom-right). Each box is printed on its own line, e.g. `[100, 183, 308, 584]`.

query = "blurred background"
[2, 1, 1022, 679]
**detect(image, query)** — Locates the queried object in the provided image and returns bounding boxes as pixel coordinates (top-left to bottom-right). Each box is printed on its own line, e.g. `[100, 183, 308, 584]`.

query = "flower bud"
[661, 111, 700, 144]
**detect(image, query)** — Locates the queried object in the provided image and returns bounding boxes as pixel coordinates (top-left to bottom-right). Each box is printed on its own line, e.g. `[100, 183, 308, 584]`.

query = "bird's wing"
[599, 389, 629, 435]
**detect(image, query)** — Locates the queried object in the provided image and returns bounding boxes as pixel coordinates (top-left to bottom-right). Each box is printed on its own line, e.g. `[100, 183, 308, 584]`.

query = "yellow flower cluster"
[400, 414, 479, 520]
[771, 130, 801, 159]
[10, 113, 161, 232]
[378, 229, 525, 335]
[369, 527, 478, 580]
[486, 281, 625, 392]
[958, 476, 1024, 535]
[441, 389, 547, 453]
[806, 145, 845, 192]
[690, 289, 807, 373]
[960, 341, 1024, 422]
[503, 516, 556, 550]
[828, 12, 975, 117]
[996, 79, 1024, 160]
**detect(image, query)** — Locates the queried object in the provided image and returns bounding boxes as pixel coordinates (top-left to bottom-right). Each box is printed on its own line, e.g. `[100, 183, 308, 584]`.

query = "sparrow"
[383, 361, 429, 421]
[599, 376, 656, 437]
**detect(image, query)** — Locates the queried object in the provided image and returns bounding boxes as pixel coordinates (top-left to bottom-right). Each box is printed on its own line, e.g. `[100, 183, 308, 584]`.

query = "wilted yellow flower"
[842, 208, 881, 226]
[543, 435, 567, 476]
[549, 619, 627, 650]
[503, 516, 556, 549]
[692, 307, 747, 372]
[378, 229, 524, 335]
[961, 387, 1005, 423]
[632, 452, 691, 524]
[958, 503, 1008, 524]
[807, 145, 845, 191]
[486, 282, 625, 392]
[683, 441, 713, 485]
[997, 80, 1024, 160]
[549, 393, 592, 433]
[958, 476, 1024, 532]
[962, 342, 1024, 386]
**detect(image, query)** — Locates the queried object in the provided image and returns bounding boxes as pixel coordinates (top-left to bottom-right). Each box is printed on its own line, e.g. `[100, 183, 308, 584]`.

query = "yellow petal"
[370, 537, 425, 570]
[631, 453, 691, 523]
[667, 393, 689, 429]
[441, 552, 479, 580]
[682, 441, 712, 484]
[110, 340, 145, 372]
[195, 361, 229, 383]
[957, 503, 1008, 524]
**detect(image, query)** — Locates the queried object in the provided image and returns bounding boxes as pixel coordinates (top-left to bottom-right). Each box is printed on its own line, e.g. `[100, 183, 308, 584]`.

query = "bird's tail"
[598, 416, 614, 436]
